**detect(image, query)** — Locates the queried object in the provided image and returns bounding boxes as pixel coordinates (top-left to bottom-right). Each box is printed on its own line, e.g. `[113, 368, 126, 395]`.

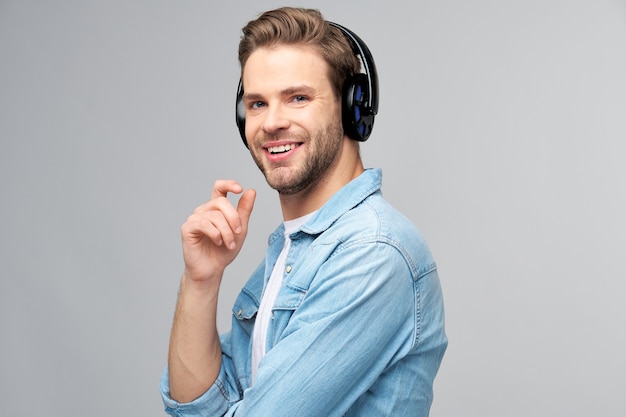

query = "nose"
[262, 103, 290, 134]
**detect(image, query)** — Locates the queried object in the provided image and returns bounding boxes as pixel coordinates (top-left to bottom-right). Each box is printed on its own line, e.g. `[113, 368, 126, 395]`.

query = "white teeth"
[268, 143, 297, 154]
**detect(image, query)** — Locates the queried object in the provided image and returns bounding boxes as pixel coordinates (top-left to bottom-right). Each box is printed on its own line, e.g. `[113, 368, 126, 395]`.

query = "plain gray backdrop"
[1, 1, 625, 416]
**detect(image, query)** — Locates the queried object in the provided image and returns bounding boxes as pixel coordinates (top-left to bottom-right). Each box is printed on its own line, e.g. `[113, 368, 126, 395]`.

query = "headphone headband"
[327, 21, 379, 116]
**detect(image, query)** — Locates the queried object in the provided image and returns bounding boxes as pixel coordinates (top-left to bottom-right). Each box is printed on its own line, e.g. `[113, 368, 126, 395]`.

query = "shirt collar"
[300, 168, 382, 235]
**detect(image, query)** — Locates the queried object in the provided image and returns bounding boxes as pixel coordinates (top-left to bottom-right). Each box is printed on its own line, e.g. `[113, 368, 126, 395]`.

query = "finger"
[208, 195, 247, 238]
[201, 212, 237, 249]
[192, 193, 238, 216]
[211, 179, 243, 200]
[184, 211, 236, 249]
[236, 189, 256, 233]
[188, 189, 248, 248]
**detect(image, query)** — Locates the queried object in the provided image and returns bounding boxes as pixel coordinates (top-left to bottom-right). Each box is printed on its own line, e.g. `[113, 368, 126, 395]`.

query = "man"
[161, 7, 447, 416]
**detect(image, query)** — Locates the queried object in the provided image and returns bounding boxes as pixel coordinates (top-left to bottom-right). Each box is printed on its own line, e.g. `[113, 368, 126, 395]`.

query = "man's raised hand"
[181, 180, 256, 285]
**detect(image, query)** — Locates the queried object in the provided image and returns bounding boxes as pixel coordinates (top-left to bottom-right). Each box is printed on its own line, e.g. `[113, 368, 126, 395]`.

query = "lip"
[263, 140, 302, 162]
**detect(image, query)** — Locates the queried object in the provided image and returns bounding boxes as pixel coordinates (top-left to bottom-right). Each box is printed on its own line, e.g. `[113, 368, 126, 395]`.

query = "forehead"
[242, 44, 331, 94]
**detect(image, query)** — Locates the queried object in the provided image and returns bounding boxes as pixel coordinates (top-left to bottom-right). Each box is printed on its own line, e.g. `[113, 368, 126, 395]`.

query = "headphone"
[235, 21, 379, 148]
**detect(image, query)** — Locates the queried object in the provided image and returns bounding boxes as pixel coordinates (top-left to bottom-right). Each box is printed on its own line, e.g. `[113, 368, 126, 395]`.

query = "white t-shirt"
[250, 212, 316, 384]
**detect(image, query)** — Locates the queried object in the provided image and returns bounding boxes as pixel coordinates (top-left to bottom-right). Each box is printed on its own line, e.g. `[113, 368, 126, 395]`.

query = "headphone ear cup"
[342, 73, 374, 142]
[235, 80, 248, 148]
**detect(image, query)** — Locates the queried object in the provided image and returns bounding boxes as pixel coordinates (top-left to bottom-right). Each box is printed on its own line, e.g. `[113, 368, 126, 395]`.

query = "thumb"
[237, 188, 256, 228]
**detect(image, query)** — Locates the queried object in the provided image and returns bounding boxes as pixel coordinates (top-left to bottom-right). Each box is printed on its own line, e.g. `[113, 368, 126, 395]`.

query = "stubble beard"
[251, 119, 344, 196]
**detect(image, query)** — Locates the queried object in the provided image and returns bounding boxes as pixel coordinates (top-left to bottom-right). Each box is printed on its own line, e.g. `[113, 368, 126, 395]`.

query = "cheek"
[244, 115, 261, 142]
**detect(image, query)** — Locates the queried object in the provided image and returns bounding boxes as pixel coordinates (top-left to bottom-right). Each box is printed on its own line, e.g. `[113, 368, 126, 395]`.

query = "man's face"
[241, 44, 344, 195]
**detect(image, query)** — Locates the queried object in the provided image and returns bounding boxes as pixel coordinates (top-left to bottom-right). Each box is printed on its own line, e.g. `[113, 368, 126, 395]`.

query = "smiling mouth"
[267, 143, 300, 154]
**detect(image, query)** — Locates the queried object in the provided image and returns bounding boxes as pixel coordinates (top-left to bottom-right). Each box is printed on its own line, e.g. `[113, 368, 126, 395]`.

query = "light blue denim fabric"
[161, 168, 447, 417]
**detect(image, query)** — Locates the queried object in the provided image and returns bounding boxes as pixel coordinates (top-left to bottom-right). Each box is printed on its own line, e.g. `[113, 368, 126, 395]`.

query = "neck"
[279, 138, 364, 220]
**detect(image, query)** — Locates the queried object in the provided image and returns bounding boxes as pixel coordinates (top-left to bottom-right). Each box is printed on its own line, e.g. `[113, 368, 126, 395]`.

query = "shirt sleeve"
[160, 365, 229, 417]
[160, 332, 244, 417]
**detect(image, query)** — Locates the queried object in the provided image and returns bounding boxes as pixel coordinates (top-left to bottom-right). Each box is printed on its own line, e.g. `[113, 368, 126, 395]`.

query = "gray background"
[1, 1, 625, 416]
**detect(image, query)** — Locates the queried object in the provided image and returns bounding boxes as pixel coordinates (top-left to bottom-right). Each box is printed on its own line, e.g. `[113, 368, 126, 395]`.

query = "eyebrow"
[243, 85, 316, 102]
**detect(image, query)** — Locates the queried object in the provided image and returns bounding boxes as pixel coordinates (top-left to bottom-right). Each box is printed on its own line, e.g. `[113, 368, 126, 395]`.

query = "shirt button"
[285, 265, 292, 273]
[237, 309, 243, 317]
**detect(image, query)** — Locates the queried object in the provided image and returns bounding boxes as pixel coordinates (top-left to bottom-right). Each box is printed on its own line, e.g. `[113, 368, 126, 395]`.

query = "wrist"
[180, 270, 222, 297]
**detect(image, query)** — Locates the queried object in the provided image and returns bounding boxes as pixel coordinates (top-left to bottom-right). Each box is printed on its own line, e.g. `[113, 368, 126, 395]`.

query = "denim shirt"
[161, 168, 447, 417]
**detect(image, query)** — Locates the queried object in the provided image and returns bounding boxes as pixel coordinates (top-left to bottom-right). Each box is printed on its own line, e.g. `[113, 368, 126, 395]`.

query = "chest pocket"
[272, 283, 307, 310]
[232, 261, 266, 323]
[266, 283, 307, 347]
[232, 287, 259, 321]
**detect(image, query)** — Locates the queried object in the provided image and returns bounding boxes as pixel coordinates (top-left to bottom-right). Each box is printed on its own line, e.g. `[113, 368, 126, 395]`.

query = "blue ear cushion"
[357, 118, 365, 136]
[354, 84, 363, 104]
